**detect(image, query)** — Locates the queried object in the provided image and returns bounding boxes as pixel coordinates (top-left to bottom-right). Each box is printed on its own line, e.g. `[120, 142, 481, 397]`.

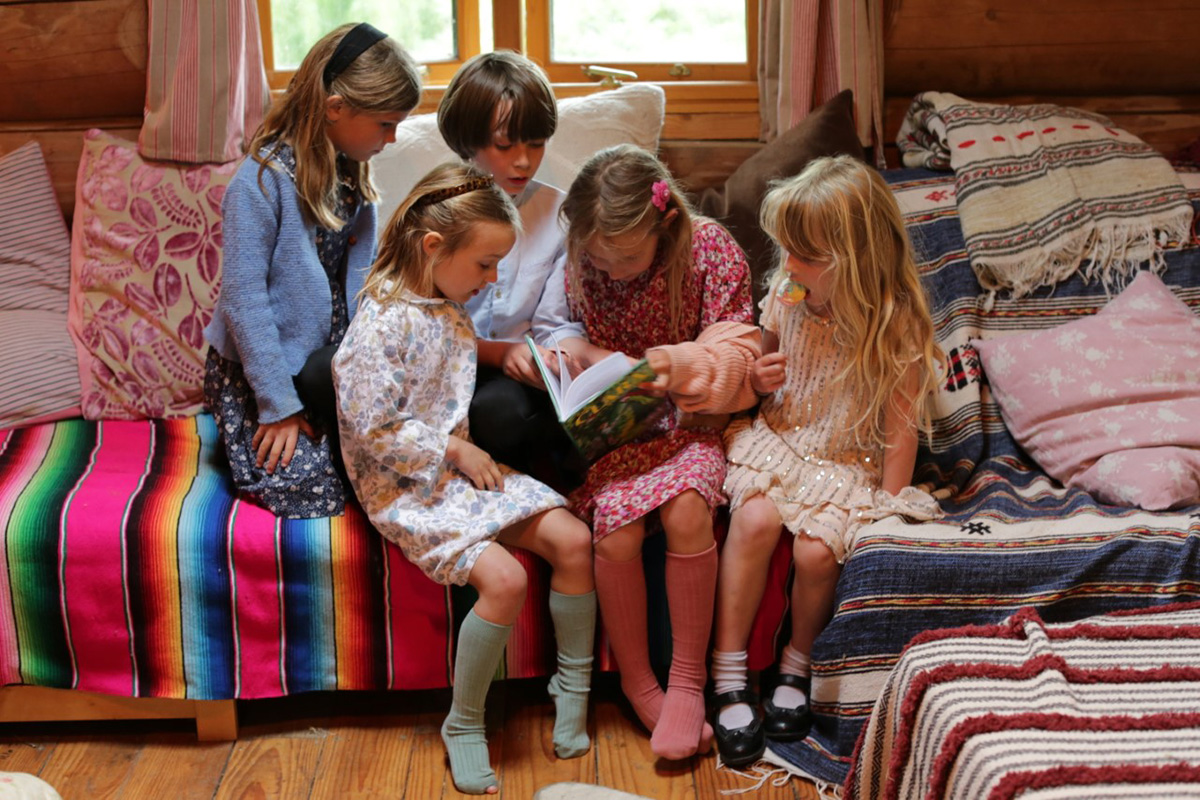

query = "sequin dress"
[568, 220, 754, 539]
[203, 144, 354, 518]
[723, 278, 942, 563]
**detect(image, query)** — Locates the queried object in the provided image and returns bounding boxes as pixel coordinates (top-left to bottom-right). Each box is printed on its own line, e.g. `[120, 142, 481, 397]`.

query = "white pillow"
[371, 83, 666, 228]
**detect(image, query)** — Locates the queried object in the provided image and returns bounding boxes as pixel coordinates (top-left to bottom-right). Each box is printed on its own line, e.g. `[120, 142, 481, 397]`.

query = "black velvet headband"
[323, 23, 388, 88]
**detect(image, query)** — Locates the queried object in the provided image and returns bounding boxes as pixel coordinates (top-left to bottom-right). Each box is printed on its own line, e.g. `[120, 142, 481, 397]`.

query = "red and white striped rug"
[846, 602, 1200, 800]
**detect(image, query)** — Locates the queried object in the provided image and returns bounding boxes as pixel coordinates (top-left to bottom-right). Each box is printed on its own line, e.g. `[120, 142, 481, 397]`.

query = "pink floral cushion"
[975, 270, 1200, 510]
[68, 129, 239, 419]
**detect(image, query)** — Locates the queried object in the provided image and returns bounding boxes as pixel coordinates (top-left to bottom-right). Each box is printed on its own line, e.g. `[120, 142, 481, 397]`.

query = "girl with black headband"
[333, 162, 597, 794]
[204, 23, 421, 518]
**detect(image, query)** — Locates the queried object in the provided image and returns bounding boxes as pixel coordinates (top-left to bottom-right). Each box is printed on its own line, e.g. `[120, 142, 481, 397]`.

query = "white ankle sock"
[712, 649, 754, 729]
[772, 643, 810, 710]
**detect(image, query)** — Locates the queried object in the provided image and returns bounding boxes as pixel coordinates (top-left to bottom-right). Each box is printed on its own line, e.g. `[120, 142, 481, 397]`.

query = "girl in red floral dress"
[559, 144, 761, 760]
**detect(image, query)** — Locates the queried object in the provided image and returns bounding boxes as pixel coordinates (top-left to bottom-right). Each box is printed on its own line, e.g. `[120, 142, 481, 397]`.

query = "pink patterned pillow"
[975, 270, 1200, 510]
[68, 129, 239, 419]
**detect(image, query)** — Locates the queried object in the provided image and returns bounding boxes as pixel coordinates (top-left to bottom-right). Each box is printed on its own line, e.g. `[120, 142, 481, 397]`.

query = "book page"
[562, 351, 636, 417]
[525, 335, 565, 419]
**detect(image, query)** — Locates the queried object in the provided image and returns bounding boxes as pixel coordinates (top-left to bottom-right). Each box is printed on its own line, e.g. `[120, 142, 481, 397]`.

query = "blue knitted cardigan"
[205, 152, 377, 424]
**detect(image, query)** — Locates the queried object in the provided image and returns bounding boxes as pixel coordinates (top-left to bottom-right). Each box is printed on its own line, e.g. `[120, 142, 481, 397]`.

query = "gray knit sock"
[442, 609, 510, 794]
[547, 589, 597, 758]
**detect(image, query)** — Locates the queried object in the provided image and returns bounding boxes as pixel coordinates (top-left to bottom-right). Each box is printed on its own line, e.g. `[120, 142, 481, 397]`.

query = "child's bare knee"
[792, 534, 838, 575]
[731, 502, 782, 549]
[482, 558, 529, 611]
[550, 513, 594, 571]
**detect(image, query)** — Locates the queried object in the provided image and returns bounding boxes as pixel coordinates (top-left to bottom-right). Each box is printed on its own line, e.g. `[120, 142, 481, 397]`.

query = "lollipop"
[776, 278, 807, 306]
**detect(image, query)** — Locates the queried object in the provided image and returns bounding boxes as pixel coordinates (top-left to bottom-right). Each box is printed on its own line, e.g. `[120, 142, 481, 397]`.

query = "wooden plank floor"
[0, 675, 820, 799]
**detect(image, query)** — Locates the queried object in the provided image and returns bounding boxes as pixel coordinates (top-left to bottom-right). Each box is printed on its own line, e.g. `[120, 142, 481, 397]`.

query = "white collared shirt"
[465, 179, 585, 346]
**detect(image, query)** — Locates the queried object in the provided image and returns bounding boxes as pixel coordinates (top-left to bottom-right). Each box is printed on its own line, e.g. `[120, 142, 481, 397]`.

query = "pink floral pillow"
[975, 270, 1200, 510]
[68, 129, 239, 419]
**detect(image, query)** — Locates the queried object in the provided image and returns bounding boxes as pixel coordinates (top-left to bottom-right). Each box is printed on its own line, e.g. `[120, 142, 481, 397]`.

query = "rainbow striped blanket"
[753, 167, 1200, 791]
[0, 414, 558, 700]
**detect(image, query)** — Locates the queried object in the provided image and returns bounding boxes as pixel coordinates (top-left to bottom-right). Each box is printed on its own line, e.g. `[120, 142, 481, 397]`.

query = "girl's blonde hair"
[250, 23, 422, 229]
[364, 162, 519, 304]
[760, 155, 944, 445]
[561, 144, 695, 338]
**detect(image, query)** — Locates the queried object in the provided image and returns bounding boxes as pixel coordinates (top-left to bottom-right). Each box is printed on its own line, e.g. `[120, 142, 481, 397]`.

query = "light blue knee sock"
[547, 589, 597, 758]
[441, 609, 510, 794]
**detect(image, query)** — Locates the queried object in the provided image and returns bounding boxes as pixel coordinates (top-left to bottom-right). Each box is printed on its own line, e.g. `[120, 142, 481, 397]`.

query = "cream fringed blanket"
[897, 91, 1193, 302]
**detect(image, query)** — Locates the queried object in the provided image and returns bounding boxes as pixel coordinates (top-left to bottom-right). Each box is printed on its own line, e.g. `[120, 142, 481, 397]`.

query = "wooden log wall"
[3, 0, 1200, 216]
[881, 0, 1200, 163]
[0, 0, 145, 219]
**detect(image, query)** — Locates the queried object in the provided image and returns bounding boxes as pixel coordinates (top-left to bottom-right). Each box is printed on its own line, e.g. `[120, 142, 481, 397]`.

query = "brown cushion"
[700, 89, 863, 312]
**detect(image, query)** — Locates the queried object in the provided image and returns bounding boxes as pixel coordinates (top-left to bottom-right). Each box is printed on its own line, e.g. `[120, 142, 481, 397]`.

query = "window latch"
[581, 65, 639, 88]
[668, 63, 692, 78]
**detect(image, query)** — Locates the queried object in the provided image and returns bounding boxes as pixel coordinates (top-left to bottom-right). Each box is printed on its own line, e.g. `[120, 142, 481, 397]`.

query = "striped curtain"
[759, 0, 885, 160]
[139, 0, 272, 164]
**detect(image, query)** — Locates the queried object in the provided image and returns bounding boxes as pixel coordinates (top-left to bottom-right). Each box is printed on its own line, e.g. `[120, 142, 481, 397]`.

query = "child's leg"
[593, 520, 665, 732]
[766, 531, 841, 727]
[442, 544, 526, 795]
[652, 490, 718, 761]
[712, 495, 784, 735]
[499, 508, 596, 758]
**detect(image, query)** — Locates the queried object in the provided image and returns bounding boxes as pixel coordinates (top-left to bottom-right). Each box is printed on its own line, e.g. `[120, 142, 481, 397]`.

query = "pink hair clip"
[651, 180, 670, 212]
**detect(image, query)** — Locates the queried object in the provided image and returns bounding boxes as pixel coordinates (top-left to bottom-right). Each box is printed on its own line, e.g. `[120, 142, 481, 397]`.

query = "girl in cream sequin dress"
[708, 156, 945, 769]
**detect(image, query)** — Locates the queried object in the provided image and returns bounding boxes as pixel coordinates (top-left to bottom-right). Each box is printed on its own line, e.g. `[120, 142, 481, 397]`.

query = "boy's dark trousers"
[293, 343, 347, 483]
[469, 367, 586, 492]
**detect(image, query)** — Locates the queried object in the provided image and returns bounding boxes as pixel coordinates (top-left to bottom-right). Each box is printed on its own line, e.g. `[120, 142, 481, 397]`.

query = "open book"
[525, 335, 670, 463]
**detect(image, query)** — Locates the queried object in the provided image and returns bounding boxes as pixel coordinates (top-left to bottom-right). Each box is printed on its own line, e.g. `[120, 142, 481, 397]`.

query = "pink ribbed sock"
[651, 543, 718, 760]
[594, 551, 664, 732]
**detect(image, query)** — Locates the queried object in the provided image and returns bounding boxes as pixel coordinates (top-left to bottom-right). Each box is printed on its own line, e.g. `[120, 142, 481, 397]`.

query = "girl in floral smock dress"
[558, 144, 761, 761]
[333, 163, 597, 796]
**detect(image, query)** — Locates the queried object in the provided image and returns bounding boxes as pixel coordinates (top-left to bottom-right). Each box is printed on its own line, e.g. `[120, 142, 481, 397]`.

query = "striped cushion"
[0, 310, 80, 429]
[846, 604, 1200, 800]
[0, 141, 71, 313]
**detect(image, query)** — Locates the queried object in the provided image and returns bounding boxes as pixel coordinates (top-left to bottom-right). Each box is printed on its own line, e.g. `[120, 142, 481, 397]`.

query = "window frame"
[255, 0, 759, 122]
[256, 0, 482, 89]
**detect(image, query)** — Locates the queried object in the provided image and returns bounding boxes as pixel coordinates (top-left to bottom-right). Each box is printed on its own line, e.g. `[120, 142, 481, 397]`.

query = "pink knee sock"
[594, 551, 664, 732]
[651, 543, 718, 760]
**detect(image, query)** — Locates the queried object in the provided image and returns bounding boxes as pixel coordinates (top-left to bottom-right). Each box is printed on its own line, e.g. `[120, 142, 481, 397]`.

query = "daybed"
[0, 85, 668, 739]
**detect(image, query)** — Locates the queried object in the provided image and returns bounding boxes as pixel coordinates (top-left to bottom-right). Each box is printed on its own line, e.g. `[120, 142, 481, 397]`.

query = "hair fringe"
[437, 50, 557, 160]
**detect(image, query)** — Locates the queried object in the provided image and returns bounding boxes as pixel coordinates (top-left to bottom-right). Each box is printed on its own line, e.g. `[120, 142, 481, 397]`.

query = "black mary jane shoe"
[711, 689, 766, 768]
[762, 673, 812, 742]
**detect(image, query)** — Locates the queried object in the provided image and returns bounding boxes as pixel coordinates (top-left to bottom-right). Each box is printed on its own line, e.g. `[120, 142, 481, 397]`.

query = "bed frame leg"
[194, 699, 238, 741]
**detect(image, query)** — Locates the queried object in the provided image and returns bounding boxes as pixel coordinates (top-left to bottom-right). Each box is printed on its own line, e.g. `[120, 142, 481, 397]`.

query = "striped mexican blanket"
[0, 414, 559, 701]
[896, 92, 1193, 302]
[846, 603, 1200, 800]
[753, 167, 1200, 791]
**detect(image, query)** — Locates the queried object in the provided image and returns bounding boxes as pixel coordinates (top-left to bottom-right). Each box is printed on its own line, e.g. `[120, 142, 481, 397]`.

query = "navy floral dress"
[204, 144, 356, 519]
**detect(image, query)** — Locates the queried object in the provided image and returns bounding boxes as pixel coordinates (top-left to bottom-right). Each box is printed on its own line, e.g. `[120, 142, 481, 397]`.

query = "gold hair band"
[414, 175, 494, 207]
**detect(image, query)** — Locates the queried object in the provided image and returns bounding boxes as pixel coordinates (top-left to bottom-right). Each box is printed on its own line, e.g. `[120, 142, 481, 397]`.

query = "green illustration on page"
[525, 335, 670, 463]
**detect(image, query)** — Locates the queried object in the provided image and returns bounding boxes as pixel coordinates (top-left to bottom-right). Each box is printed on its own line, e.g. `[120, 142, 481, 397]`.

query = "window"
[257, 0, 758, 129]
[531, 0, 757, 84]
